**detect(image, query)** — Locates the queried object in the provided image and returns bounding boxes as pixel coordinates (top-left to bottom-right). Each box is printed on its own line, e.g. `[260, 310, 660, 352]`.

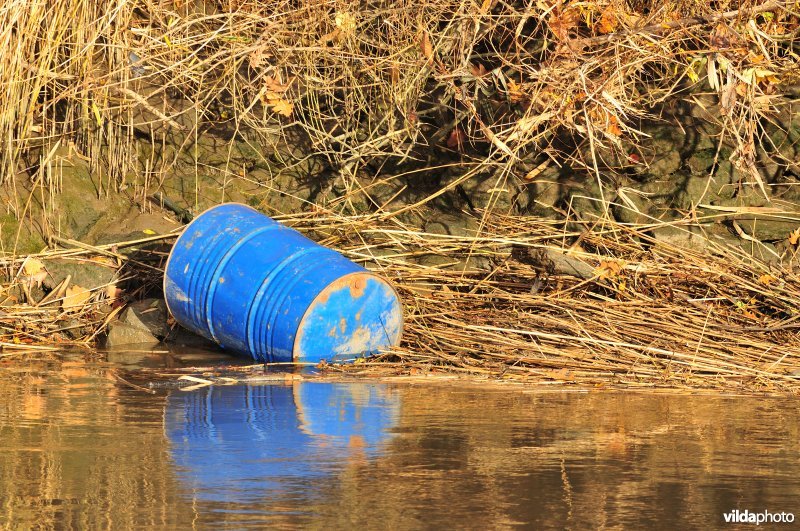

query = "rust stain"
[339, 318, 346, 334]
[315, 290, 331, 305]
[328, 326, 337, 337]
[349, 275, 366, 298]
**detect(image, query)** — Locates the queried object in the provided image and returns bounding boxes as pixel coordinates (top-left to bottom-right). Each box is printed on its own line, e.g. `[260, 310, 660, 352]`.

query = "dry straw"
[1, 1, 799, 392]
[1, 210, 800, 393]
[2, 0, 797, 200]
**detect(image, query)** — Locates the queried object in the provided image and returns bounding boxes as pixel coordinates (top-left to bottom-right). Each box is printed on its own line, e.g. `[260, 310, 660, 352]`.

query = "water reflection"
[165, 383, 399, 505]
[1, 353, 799, 529]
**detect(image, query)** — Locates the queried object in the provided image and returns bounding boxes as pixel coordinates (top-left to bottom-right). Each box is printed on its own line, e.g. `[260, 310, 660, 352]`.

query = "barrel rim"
[292, 270, 404, 361]
[163, 202, 260, 321]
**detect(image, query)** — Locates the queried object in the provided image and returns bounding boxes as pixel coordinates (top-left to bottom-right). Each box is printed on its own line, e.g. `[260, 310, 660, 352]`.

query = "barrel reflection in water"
[165, 383, 399, 503]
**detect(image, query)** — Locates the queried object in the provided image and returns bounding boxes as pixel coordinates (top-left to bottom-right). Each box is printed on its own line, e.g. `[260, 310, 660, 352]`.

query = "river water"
[1, 350, 798, 529]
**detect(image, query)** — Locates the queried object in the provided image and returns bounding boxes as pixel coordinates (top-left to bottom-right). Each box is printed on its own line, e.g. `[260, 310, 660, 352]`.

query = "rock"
[86, 207, 182, 246]
[612, 185, 668, 225]
[460, 172, 531, 214]
[43, 258, 118, 292]
[647, 135, 683, 176]
[650, 225, 714, 254]
[57, 318, 90, 340]
[105, 321, 160, 347]
[731, 216, 798, 243]
[52, 155, 123, 241]
[513, 246, 595, 279]
[165, 327, 221, 350]
[120, 298, 168, 338]
[104, 298, 169, 348]
[424, 212, 479, 237]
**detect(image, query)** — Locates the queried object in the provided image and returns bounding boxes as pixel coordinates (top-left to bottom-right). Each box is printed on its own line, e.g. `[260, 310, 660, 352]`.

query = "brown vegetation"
[1, 1, 800, 393]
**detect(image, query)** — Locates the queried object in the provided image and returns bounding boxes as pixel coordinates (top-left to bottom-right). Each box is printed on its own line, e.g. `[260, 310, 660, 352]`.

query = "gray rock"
[43, 259, 118, 292]
[56, 318, 89, 340]
[165, 327, 221, 350]
[651, 225, 713, 254]
[424, 212, 479, 237]
[121, 298, 168, 338]
[734, 216, 799, 242]
[105, 321, 160, 348]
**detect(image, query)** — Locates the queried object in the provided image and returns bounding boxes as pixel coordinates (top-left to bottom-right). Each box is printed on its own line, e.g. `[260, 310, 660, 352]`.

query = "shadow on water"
[1, 351, 799, 529]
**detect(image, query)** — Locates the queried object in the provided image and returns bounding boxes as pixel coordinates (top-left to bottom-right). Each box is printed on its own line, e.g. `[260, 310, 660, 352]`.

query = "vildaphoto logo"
[723, 509, 795, 525]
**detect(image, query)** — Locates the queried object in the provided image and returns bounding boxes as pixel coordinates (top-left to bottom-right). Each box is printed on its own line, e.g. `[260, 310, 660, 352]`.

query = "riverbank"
[1, 0, 799, 393]
[3, 207, 800, 394]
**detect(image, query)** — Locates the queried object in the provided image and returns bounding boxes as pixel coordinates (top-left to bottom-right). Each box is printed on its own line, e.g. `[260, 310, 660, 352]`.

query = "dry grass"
[6, 210, 799, 394]
[283, 209, 800, 394]
[1, 1, 799, 393]
[1, 0, 798, 210]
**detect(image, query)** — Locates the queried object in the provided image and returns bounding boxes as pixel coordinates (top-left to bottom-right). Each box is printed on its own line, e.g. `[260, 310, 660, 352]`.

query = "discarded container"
[164, 203, 403, 363]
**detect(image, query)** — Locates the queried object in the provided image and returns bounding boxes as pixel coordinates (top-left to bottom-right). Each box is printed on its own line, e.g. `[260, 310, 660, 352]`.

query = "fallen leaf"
[142, 229, 156, 235]
[470, 62, 488, 78]
[544, 368, 576, 381]
[91, 101, 103, 127]
[23, 258, 45, 276]
[63, 285, 92, 312]
[506, 79, 526, 103]
[264, 76, 292, 94]
[334, 11, 357, 36]
[446, 127, 466, 150]
[598, 5, 618, 34]
[549, 7, 579, 42]
[758, 274, 778, 286]
[89, 256, 117, 267]
[420, 30, 433, 62]
[595, 260, 623, 280]
[105, 284, 122, 300]
[739, 67, 780, 86]
[606, 114, 622, 136]
[270, 98, 293, 117]
[789, 227, 800, 245]
[21, 258, 47, 287]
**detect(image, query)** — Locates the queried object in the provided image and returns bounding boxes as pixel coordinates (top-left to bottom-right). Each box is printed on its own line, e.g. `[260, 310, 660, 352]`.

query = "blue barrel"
[163, 203, 403, 363]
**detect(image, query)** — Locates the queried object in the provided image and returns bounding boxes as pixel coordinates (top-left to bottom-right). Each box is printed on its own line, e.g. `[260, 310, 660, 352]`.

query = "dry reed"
[5, 210, 799, 394]
[2, 0, 797, 209]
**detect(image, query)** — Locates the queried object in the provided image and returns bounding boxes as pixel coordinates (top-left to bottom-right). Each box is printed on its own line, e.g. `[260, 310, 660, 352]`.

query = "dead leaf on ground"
[62, 285, 92, 312]
[446, 127, 466, 150]
[548, 7, 580, 42]
[598, 5, 619, 34]
[21, 258, 48, 287]
[506, 79, 526, 103]
[264, 76, 292, 94]
[105, 284, 122, 300]
[595, 260, 623, 280]
[544, 368, 576, 381]
[334, 11, 357, 36]
[270, 98, 293, 117]
[789, 227, 800, 246]
[420, 30, 433, 62]
[23, 258, 45, 277]
[263, 91, 293, 117]
[470, 62, 488, 78]
[757, 274, 778, 286]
